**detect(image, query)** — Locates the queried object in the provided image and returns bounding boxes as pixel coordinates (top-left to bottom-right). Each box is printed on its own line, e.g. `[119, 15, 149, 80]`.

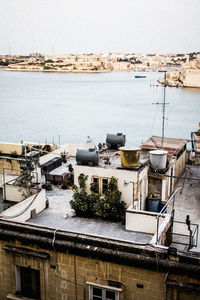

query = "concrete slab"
[27, 186, 153, 244]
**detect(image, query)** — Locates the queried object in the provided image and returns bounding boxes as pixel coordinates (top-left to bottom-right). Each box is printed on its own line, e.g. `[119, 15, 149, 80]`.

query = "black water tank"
[106, 133, 126, 149]
[76, 148, 99, 166]
[52, 157, 62, 169]
[42, 160, 55, 172]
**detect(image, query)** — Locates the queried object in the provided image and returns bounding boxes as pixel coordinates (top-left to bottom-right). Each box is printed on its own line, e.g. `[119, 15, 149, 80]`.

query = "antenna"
[8, 42, 11, 56]
[161, 72, 167, 147]
[152, 71, 169, 148]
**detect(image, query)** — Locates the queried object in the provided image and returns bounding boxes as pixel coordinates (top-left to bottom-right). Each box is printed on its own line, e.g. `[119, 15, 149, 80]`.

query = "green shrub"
[70, 174, 125, 222]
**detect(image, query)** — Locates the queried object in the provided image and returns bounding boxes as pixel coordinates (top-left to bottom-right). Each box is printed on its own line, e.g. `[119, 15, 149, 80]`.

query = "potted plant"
[61, 151, 67, 163]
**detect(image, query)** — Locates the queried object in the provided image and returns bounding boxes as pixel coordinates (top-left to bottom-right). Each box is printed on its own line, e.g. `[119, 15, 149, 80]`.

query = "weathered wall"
[183, 69, 200, 88]
[0, 158, 21, 174]
[174, 151, 186, 183]
[193, 152, 200, 165]
[0, 239, 200, 300]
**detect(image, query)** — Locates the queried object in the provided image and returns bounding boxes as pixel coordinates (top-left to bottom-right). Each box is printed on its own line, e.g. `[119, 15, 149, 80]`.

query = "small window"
[89, 285, 119, 300]
[15, 266, 41, 299]
[93, 287, 102, 299]
[92, 177, 100, 193]
[102, 178, 109, 194]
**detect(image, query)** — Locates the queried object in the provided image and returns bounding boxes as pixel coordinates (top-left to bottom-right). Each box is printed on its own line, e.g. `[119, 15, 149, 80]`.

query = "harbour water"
[0, 70, 199, 147]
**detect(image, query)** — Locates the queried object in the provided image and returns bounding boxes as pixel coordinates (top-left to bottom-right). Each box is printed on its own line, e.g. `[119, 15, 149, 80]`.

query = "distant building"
[182, 68, 200, 88]
[30, 52, 43, 57]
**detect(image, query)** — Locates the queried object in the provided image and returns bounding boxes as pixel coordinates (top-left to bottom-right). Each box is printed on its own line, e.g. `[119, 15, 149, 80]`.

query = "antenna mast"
[161, 72, 167, 147]
[152, 71, 169, 148]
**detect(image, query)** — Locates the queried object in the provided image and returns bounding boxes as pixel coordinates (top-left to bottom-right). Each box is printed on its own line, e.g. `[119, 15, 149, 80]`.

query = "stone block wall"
[0, 239, 200, 300]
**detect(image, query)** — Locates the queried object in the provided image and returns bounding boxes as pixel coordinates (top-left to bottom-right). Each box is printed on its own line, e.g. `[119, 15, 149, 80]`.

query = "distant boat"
[135, 75, 146, 78]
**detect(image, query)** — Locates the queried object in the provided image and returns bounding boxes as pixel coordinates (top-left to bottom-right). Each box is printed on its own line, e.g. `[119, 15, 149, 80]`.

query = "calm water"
[0, 70, 199, 146]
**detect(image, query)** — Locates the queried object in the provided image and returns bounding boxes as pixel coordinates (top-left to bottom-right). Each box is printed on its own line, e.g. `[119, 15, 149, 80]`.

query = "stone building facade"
[0, 220, 200, 300]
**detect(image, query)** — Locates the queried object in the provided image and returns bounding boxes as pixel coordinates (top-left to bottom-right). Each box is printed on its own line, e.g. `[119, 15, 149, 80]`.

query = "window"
[92, 177, 110, 195]
[93, 177, 100, 193]
[15, 266, 41, 299]
[88, 283, 120, 300]
[102, 178, 109, 194]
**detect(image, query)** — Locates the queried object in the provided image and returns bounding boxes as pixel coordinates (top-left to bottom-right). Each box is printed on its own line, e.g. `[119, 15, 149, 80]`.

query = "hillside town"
[1, 52, 200, 87]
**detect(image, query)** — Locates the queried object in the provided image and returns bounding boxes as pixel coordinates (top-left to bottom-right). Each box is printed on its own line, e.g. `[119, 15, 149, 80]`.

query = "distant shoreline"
[2, 68, 112, 74]
[2, 68, 133, 74]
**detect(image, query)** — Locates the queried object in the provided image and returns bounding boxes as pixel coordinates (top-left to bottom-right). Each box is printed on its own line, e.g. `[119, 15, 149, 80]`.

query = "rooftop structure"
[0, 137, 199, 300]
[141, 136, 188, 156]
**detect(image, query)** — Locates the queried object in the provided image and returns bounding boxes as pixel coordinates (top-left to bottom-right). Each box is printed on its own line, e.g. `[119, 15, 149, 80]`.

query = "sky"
[0, 0, 199, 55]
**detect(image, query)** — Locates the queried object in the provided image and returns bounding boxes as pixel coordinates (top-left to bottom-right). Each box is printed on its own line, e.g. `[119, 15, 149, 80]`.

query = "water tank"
[119, 146, 141, 167]
[52, 157, 62, 169]
[149, 150, 168, 170]
[146, 198, 160, 213]
[106, 133, 126, 149]
[76, 148, 99, 166]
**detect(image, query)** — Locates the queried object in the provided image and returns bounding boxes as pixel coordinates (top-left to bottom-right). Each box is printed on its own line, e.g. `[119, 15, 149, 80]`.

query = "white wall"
[126, 206, 167, 234]
[4, 183, 38, 202]
[0, 189, 46, 222]
[150, 214, 172, 245]
[0, 174, 18, 188]
[74, 165, 149, 207]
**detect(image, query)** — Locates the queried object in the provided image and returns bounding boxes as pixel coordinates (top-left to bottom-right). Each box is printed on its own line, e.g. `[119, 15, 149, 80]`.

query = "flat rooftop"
[27, 162, 200, 250]
[27, 160, 153, 243]
[27, 187, 153, 243]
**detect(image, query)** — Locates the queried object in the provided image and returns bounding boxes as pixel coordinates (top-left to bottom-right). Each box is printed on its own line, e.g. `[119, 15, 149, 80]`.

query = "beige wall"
[0, 158, 21, 174]
[174, 151, 186, 181]
[183, 69, 200, 88]
[0, 240, 200, 300]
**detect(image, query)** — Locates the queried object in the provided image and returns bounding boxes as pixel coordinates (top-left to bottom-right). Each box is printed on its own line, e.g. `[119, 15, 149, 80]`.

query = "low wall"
[0, 174, 18, 188]
[150, 214, 172, 245]
[0, 189, 46, 222]
[126, 206, 166, 234]
[3, 183, 38, 202]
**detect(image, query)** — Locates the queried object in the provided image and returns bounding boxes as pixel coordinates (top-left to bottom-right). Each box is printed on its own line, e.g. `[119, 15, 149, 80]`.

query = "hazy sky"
[0, 0, 199, 55]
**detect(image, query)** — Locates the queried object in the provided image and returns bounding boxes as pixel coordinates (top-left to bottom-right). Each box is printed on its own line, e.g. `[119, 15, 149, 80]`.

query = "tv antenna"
[152, 71, 169, 147]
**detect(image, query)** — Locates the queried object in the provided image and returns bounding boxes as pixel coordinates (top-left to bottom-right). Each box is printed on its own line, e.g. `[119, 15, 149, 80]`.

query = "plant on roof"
[61, 150, 67, 163]
[93, 177, 125, 222]
[70, 174, 125, 222]
[70, 174, 91, 217]
[68, 163, 73, 173]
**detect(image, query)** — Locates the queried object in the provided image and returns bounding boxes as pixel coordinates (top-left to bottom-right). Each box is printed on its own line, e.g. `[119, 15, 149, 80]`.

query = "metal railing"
[172, 220, 199, 250]
[155, 187, 182, 245]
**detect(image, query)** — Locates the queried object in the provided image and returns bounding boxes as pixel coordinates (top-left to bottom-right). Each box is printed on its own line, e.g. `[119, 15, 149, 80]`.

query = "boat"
[135, 75, 146, 78]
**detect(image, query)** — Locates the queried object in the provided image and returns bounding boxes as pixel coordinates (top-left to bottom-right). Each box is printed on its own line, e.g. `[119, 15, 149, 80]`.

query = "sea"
[0, 70, 199, 147]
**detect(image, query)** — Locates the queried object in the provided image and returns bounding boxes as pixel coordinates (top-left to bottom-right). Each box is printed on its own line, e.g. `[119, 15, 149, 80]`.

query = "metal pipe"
[161, 72, 167, 148]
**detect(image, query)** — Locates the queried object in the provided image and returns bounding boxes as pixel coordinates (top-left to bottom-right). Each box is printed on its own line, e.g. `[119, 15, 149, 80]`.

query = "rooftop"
[27, 186, 153, 244]
[140, 136, 188, 155]
[28, 156, 153, 244]
[26, 159, 200, 251]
